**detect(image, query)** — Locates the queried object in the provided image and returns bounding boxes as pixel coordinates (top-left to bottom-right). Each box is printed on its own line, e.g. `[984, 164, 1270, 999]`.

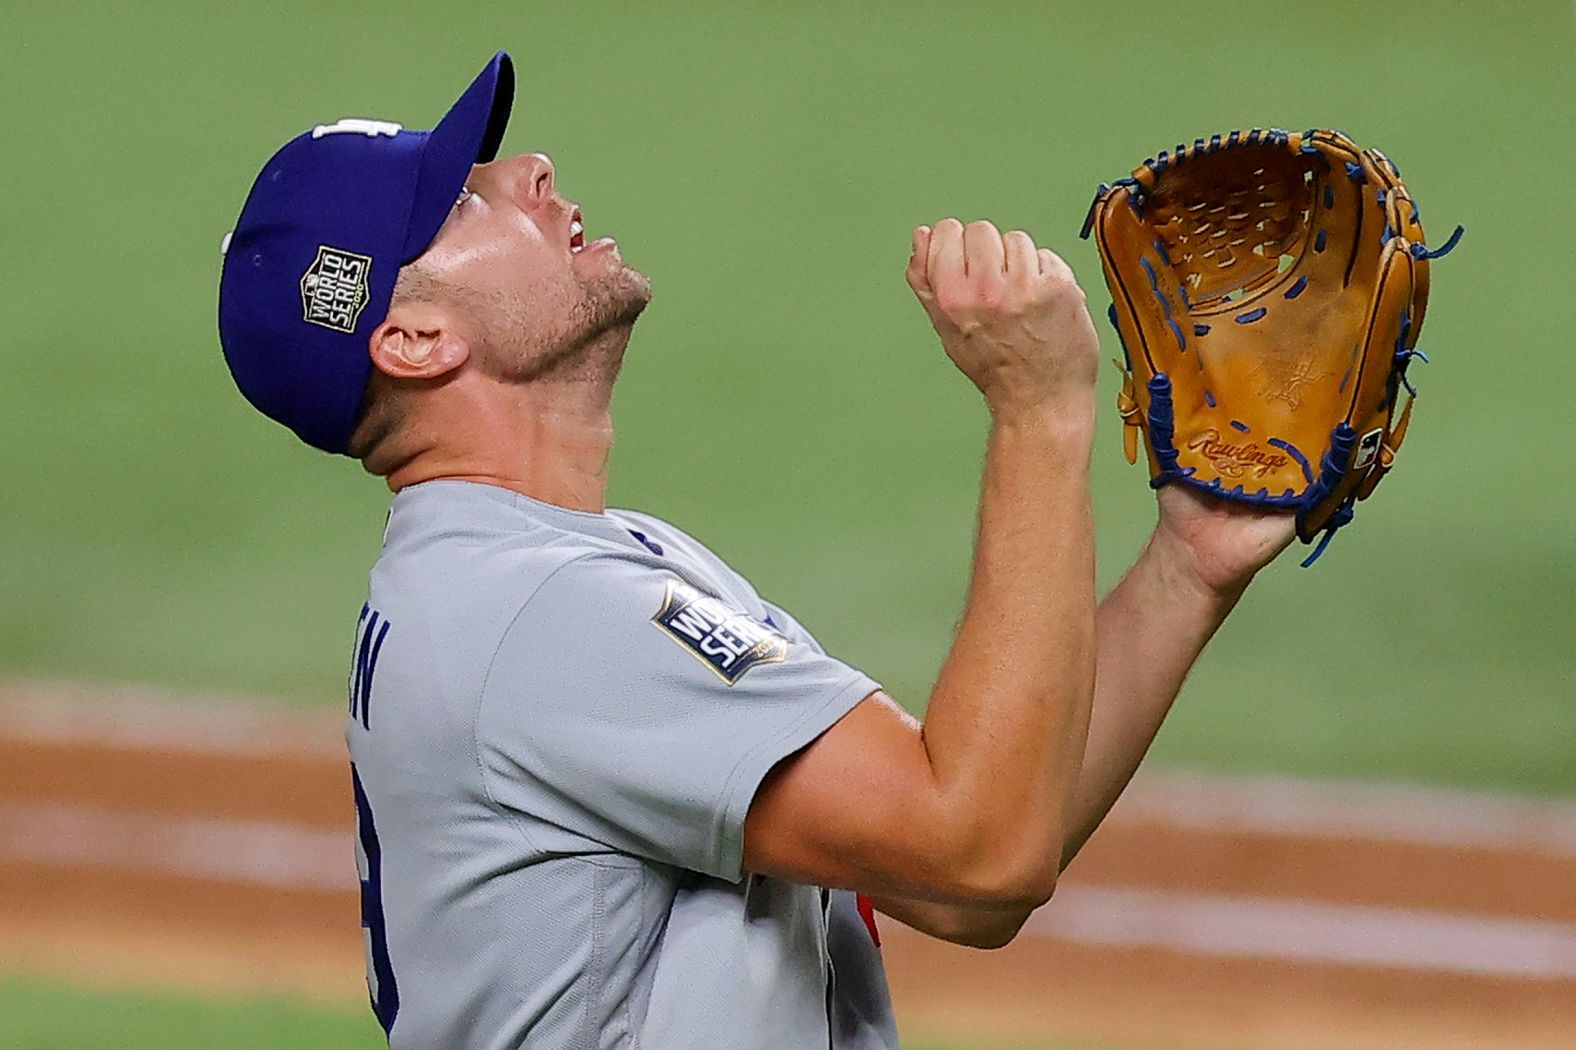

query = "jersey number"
[353, 764, 400, 1035]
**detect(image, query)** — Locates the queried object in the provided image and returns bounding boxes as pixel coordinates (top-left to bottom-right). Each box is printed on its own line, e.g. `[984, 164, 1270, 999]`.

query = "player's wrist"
[986, 391, 1096, 440]
[1143, 520, 1254, 607]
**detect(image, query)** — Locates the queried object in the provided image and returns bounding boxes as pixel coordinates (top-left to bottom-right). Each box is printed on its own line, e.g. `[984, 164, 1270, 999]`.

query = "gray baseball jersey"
[345, 479, 901, 1049]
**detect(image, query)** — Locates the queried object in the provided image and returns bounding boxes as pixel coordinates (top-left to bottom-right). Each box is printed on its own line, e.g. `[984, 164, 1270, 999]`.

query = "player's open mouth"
[569, 207, 585, 252]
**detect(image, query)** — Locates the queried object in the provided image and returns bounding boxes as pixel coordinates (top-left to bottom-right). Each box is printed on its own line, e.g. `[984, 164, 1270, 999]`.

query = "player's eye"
[455, 187, 474, 209]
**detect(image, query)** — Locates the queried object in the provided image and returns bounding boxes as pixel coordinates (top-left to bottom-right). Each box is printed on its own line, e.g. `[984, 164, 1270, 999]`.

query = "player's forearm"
[876, 528, 1217, 945]
[919, 404, 1097, 901]
[871, 892, 1036, 950]
[1057, 527, 1243, 869]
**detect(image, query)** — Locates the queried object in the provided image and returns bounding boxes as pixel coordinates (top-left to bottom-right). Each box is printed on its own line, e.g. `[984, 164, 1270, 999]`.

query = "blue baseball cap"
[218, 52, 515, 454]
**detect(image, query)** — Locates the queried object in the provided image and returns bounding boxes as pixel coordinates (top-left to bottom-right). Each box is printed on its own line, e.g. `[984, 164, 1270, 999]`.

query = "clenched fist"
[906, 219, 1099, 420]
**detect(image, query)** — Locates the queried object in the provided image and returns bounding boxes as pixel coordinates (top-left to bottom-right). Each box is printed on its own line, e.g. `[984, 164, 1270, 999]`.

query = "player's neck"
[384, 375, 616, 513]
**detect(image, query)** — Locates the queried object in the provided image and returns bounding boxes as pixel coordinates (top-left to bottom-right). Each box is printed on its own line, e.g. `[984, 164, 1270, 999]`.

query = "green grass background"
[0, 2, 1572, 1043]
[2, 1, 1572, 787]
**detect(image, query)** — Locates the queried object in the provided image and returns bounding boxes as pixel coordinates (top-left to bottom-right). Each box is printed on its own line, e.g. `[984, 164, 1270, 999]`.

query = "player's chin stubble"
[491, 265, 652, 386]
[588, 263, 651, 331]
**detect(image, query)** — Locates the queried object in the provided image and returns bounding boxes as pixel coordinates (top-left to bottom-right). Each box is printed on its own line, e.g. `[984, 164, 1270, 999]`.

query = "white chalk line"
[1112, 770, 1576, 859]
[5, 679, 1576, 857]
[0, 681, 346, 760]
[1030, 885, 1576, 982]
[0, 802, 352, 893]
[4, 801, 1576, 983]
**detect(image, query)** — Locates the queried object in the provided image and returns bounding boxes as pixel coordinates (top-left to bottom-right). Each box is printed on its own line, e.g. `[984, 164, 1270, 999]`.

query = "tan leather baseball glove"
[1081, 128, 1461, 564]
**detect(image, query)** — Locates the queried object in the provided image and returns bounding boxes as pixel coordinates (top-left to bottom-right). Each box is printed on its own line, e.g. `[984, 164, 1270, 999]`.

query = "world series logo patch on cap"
[652, 579, 788, 684]
[300, 245, 373, 333]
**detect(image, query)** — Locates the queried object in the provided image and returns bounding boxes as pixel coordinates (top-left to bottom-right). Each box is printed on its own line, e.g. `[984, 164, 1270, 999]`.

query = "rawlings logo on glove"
[1186, 430, 1291, 480]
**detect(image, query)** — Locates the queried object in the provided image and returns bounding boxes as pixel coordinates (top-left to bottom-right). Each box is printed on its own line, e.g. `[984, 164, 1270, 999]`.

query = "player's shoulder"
[606, 508, 743, 579]
[604, 507, 690, 549]
[588, 508, 775, 630]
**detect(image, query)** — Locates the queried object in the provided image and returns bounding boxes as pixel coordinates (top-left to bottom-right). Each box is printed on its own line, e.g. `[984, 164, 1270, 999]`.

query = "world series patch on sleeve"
[652, 578, 788, 684]
[1080, 128, 1463, 565]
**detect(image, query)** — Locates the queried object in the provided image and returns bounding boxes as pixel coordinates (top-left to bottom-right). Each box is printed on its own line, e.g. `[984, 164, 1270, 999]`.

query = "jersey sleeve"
[759, 599, 827, 655]
[476, 554, 880, 881]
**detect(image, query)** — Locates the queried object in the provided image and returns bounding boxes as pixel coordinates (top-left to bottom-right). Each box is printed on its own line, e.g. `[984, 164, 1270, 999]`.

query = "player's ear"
[368, 297, 470, 381]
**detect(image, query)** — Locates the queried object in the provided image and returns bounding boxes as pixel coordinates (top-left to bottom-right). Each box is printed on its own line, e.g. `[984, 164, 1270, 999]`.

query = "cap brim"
[403, 51, 515, 260]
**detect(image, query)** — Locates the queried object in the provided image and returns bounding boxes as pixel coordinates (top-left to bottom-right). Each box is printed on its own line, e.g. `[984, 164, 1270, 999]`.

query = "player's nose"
[485, 152, 556, 209]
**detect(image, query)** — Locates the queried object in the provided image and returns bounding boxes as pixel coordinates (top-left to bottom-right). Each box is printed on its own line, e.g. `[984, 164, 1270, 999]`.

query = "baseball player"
[218, 53, 1293, 1049]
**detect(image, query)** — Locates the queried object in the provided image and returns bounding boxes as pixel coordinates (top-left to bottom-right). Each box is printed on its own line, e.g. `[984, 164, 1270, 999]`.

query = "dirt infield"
[3, 682, 1574, 1049]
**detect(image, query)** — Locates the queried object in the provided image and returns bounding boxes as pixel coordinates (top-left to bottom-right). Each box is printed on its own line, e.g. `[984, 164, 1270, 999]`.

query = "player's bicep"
[743, 690, 965, 902]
